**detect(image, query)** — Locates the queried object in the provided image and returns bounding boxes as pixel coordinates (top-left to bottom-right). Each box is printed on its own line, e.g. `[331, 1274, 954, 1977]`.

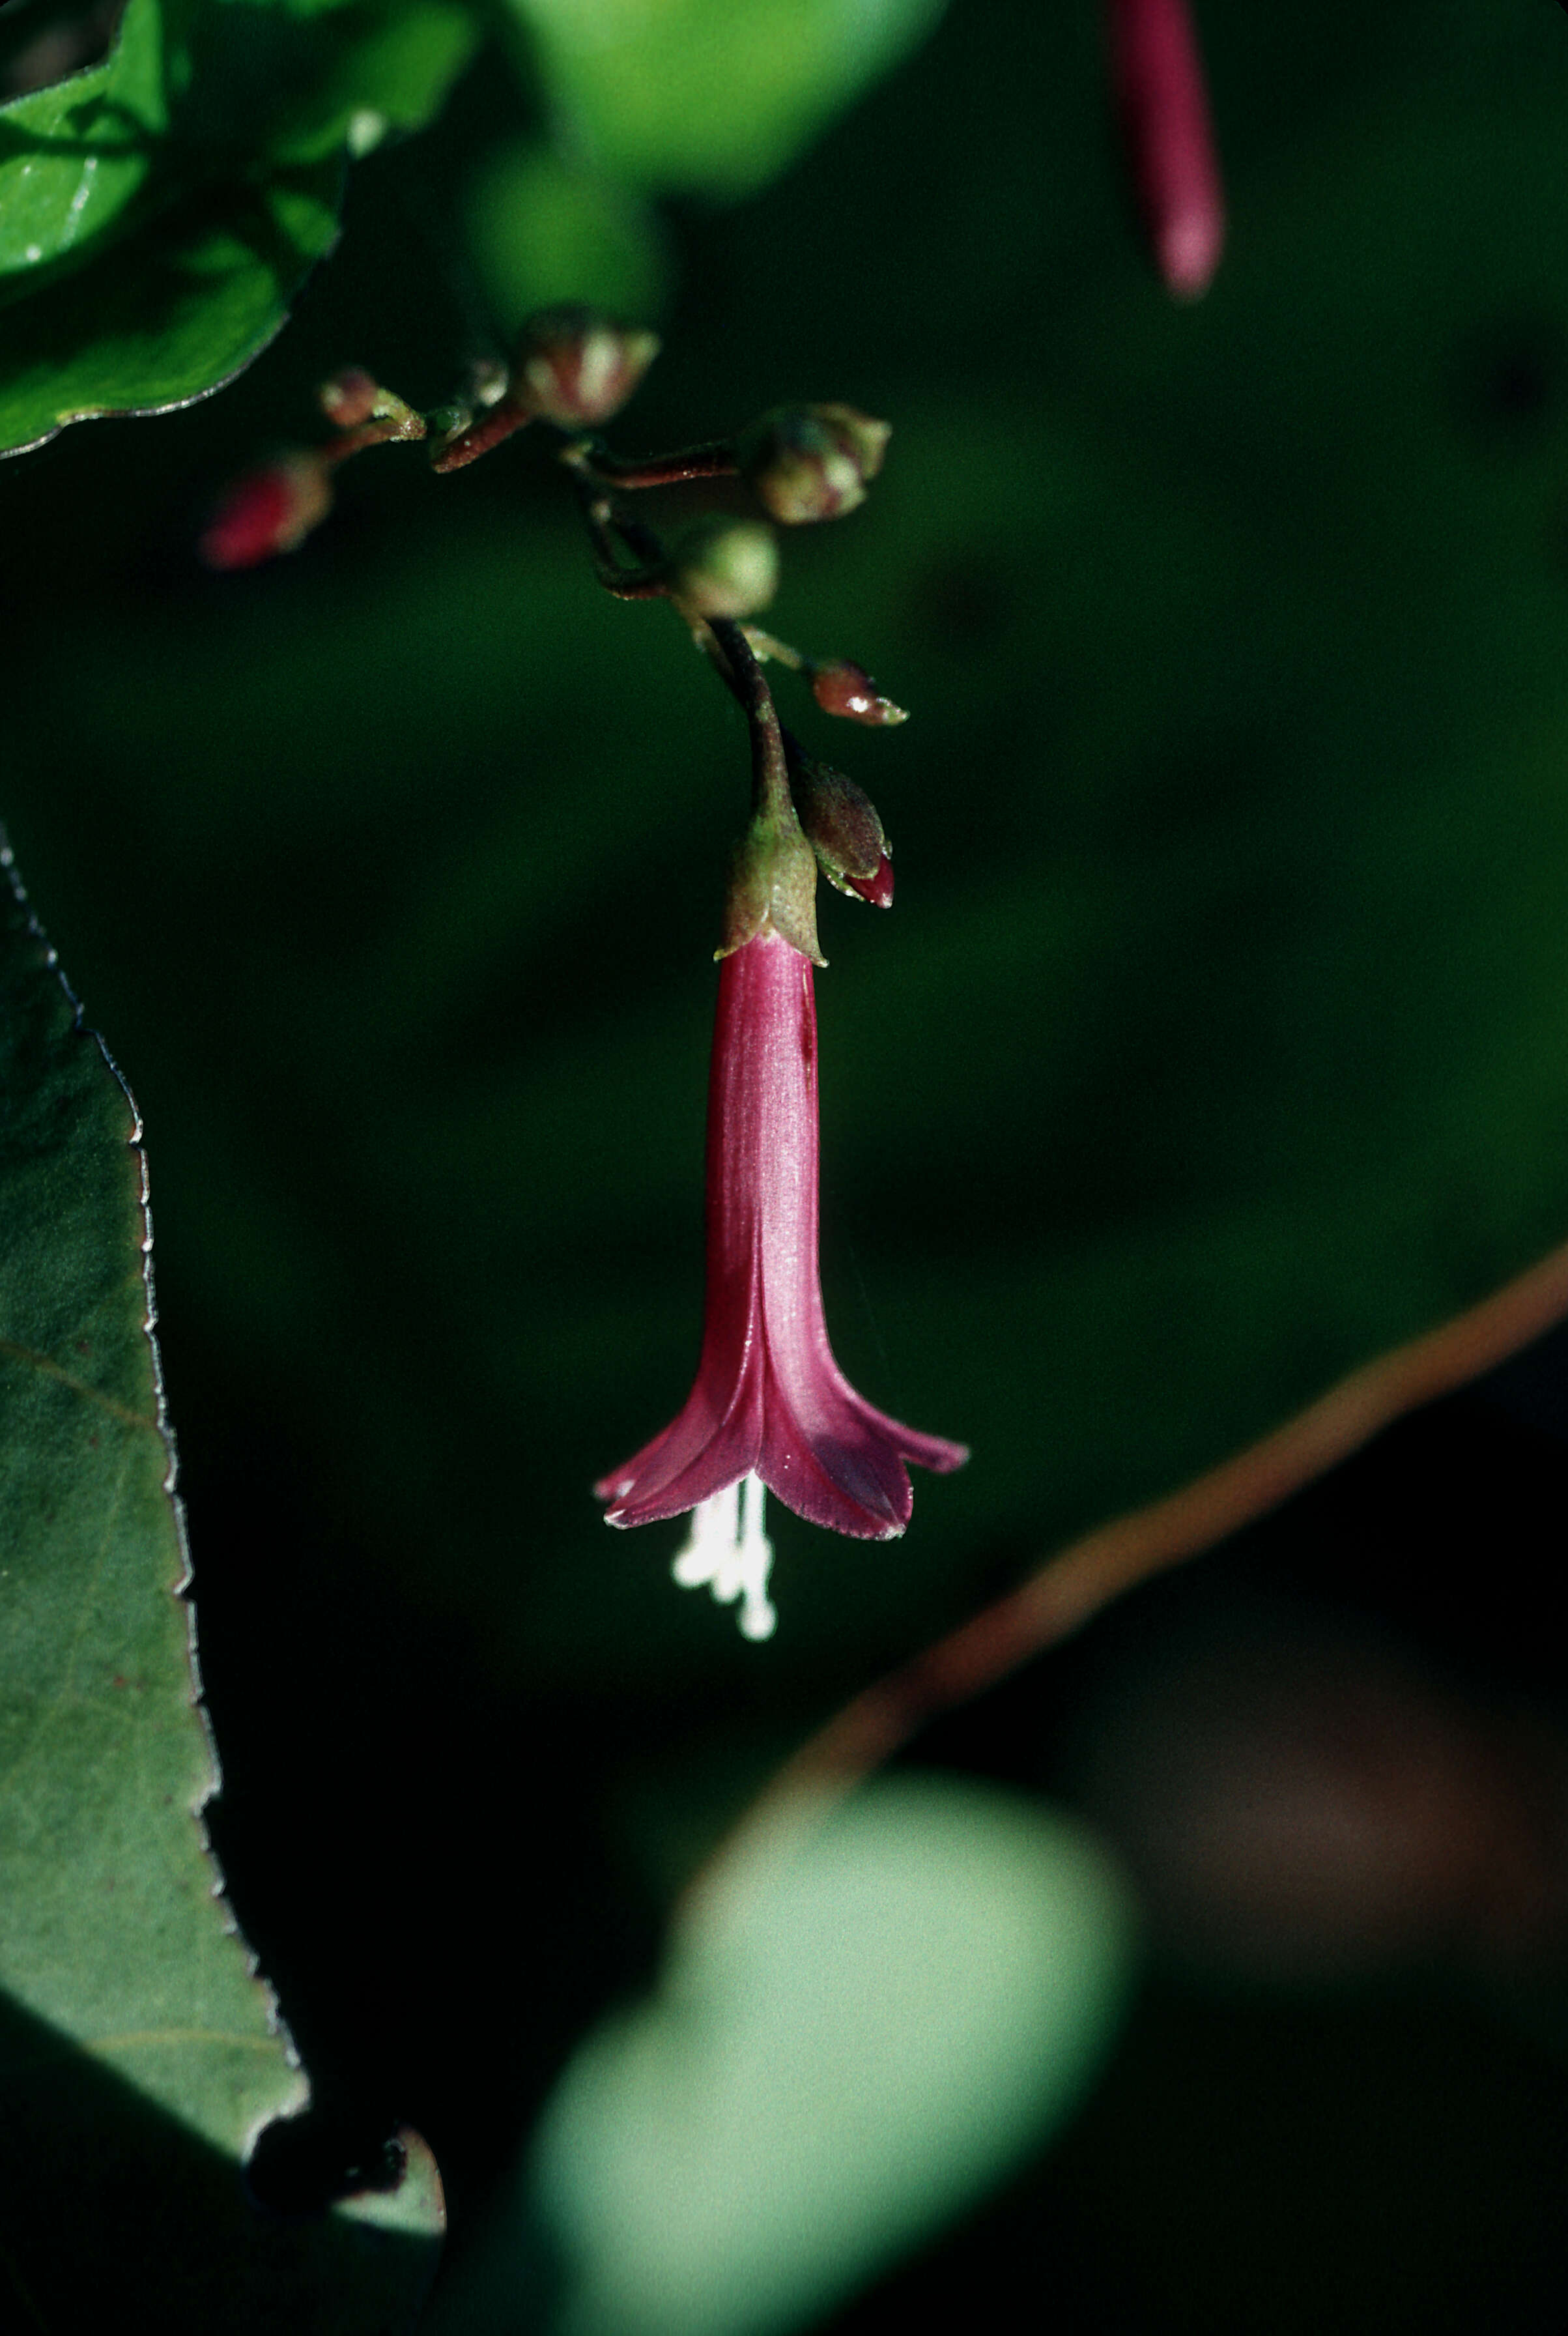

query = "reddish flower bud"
[809, 658, 909, 726]
[789, 757, 894, 908]
[664, 516, 779, 622]
[597, 932, 967, 1629]
[845, 854, 894, 908]
[317, 367, 381, 429]
[738, 404, 891, 525]
[1106, 0, 1225, 299]
[514, 304, 661, 427]
[198, 453, 332, 571]
[316, 369, 425, 446]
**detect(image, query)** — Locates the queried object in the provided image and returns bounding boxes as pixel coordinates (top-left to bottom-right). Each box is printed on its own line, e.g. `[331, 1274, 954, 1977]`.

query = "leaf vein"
[0, 1338, 158, 1431]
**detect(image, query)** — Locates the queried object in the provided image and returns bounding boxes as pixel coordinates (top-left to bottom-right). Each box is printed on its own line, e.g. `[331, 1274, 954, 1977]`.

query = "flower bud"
[738, 403, 891, 525]
[198, 452, 332, 571]
[317, 369, 425, 440]
[790, 757, 894, 907]
[664, 516, 779, 621]
[318, 367, 380, 429]
[514, 304, 660, 427]
[809, 658, 909, 726]
[1107, 0, 1225, 299]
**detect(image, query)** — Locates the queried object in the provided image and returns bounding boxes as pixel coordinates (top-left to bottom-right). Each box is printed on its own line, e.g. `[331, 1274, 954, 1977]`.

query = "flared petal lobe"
[598, 932, 965, 1541]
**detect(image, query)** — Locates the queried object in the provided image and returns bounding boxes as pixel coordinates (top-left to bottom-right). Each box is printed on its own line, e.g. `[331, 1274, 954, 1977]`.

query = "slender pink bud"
[596, 933, 966, 1548]
[198, 453, 332, 570]
[1106, 0, 1225, 300]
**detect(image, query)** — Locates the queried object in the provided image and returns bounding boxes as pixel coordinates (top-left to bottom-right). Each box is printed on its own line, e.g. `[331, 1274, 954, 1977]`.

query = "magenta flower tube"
[597, 933, 967, 1613]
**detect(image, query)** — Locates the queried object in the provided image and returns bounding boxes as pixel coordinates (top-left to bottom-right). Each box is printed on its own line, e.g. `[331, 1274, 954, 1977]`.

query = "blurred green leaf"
[517, 1780, 1134, 2336]
[466, 139, 669, 329]
[0, 839, 443, 2328]
[506, 0, 948, 194]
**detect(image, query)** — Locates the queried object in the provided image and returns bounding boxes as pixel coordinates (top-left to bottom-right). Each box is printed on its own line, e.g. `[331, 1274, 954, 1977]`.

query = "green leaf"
[510, 1781, 1134, 2336]
[0, 0, 170, 291]
[175, 0, 481, 166]
[0, 0, 479, 455]
[0, 837, 443, 2329]
[466, 139, 670, 330]
[506, 0, 948, 195]
[0, 162, 341, 455]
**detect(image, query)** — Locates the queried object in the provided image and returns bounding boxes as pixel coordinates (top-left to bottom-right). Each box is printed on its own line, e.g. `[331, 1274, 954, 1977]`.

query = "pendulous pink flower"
[596, 929, 966, 1633]
[1106, 0, 1225, 300]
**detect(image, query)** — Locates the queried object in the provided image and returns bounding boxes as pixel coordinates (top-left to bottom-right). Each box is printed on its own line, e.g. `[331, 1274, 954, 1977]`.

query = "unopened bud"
[719, 799, 824, 966]
[1108, 0, 1225, 299]
[468, 356, 511, 409]
[199, 452, 332, 571]
[790, 757, 894, 907]
[317, 369, 425, 439]
[666, 516, 779, 620]
[809, 658, 908, 726]
[319, 367, 380, 428]
[515, 304, 660, 427]
[738, 403, 891, 525]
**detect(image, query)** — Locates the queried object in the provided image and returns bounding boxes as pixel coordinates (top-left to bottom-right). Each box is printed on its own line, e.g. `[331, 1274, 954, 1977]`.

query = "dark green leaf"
[0, 838, 443, 2329]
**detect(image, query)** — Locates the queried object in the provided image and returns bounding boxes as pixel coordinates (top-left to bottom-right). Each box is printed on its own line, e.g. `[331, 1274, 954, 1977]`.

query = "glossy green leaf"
[506, 0, 948, 194]
[522, 1781, 1134, 2336]
[0, 0, 169, 289]
[175, 0, 480, 165]
[0, 163, 341, 454]
[0, 840, 443, 2329]
[0, 0, 478, 454]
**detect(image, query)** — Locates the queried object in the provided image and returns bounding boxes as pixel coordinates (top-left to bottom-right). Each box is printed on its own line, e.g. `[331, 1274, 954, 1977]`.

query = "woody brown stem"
[572, 439, 739, 489]
[429, 394, 534, 474]
[713, 1230, 1568, 1871]
[707, 619, 791, 823]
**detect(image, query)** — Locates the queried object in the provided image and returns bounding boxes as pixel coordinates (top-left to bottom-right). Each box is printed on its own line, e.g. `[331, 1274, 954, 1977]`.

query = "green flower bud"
[515, 305, 660, 427]
[738, 403, 891, 525]
[665, 517, 780, 621]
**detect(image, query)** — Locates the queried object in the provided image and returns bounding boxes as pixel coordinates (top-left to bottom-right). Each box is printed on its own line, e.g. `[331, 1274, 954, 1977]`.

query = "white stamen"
[670, 1471, 777, 1641]
[671, 1480, 740, 1589]
[736, 1471, 778, 1641]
